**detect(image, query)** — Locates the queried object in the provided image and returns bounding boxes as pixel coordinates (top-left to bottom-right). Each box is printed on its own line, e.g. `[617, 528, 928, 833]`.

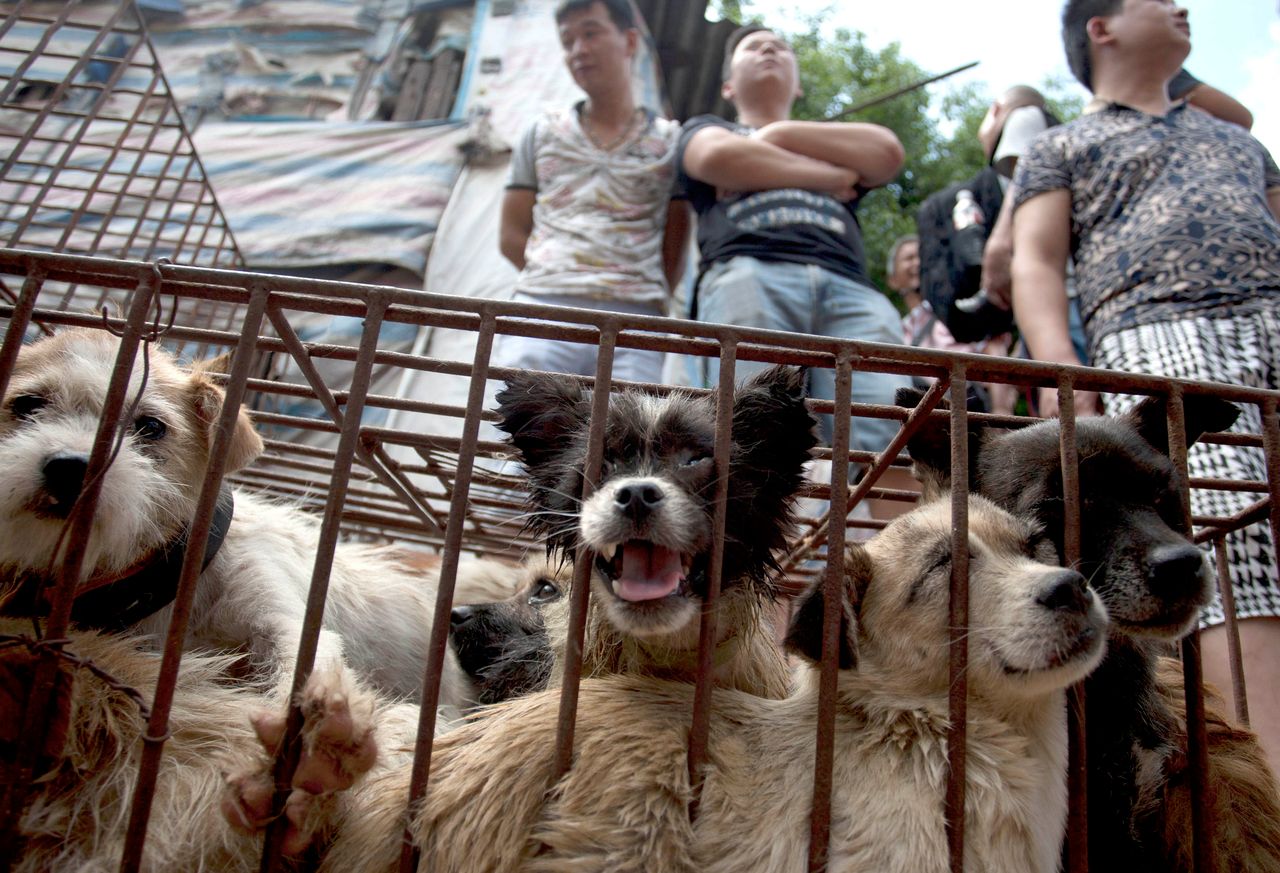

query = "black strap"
[6, 487, 236, 633]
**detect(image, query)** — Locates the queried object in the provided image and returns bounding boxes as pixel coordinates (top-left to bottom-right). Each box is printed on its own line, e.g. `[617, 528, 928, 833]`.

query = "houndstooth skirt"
[1092, 304, 1280, 626]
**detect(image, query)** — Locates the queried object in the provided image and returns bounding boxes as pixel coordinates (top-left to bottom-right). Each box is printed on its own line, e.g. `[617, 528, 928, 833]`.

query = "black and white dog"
[491, 365, 817, 697]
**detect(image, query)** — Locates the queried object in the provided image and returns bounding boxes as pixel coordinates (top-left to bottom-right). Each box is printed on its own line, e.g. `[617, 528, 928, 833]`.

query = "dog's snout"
[450, 604, 476, 628]
[1147, 544, 1208, 598]
[1036, 570, 1092, 614]
[41, 451, 89, 513]
[613, 481, 665, 518]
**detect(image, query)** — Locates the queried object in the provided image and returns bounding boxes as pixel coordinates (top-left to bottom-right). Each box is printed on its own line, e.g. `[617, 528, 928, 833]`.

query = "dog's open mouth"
[596, 540, 694, 602]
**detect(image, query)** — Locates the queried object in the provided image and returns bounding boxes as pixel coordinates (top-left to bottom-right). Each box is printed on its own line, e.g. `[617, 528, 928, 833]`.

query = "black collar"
[5, 487, 235, 633]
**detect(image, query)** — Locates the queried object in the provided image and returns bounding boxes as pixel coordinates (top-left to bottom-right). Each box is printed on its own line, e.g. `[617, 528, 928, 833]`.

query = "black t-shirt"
[675, 115, 871, 287]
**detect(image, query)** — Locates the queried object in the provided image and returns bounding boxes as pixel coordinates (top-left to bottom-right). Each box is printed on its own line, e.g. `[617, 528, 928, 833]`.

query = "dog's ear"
[784, 543, 871, 669]
[494, 373, 590, 472]
[188, 363, 264, 474]
[730, 365, 818, 481]
[895, 386, 982, 495]
[1126, 394, 1241, 456]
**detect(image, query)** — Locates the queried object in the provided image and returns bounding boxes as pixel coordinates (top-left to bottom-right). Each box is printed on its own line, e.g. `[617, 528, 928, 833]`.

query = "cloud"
[1237, 22, 1280, 157]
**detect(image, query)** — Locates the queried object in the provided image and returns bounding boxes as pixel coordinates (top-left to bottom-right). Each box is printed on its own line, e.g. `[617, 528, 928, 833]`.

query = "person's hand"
[1037, 385, 1101, 419]
[981, 238, 1014, 310]
[821, 166, 860, 202]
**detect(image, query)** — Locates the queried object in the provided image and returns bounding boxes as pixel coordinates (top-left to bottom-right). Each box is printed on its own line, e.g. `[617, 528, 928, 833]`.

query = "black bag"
[915, 166, 1015, 343]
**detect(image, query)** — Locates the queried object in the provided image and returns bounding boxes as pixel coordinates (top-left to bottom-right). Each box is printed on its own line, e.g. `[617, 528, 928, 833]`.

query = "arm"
[981, 188, 1016, 310]
[1011, 189, 1099, 418]
[751, 120, 905, 189]
[661, 200, 690, 293]
[680, 125, 856, 200]
[1184, 83, 1253, 130]
[1268, 188, 1280, 223]
[499, 188, 535, 271]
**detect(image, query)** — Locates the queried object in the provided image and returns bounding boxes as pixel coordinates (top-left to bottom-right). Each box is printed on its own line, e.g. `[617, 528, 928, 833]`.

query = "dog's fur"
[0, 329, 474, 711]
[0, 617, 390, 871]
[319, 495, 1105, 873]
[491, 365, 817, 698]
[898, 387, 1280, 873]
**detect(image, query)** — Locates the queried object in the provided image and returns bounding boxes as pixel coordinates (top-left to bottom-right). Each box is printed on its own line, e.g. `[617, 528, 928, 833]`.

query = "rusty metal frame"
[0, 249, 1276, 872]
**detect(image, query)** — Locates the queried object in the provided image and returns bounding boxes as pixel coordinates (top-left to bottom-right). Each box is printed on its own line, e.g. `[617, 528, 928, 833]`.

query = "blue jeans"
[491, 291, 667, 384]
[696, 256, 911, 454]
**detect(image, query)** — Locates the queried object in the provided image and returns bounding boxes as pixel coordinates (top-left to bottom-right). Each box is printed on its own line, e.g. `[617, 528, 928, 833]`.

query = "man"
[892, 233, 1015, 415]
[676, 24, 909, 453]
[917, 85, 1060, 348]
[1012, 0, 1280, 774]
[496, 0, 689, 384]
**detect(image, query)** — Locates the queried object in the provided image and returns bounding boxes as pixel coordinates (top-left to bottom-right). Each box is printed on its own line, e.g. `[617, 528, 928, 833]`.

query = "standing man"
[676, 24, 909, 453]
[496, 0, 688, 384]
[1013, 0, 1280, 773]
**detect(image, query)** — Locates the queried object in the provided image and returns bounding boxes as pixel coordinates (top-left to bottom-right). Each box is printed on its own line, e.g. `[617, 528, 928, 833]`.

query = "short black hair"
[721, 24, 770, 81]
[554, 0, 635, 32]
[1061, 0, 1122, 91]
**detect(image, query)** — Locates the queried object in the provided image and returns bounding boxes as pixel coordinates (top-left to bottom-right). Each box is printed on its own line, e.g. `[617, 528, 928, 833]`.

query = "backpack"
[915, 166, 1015, 344]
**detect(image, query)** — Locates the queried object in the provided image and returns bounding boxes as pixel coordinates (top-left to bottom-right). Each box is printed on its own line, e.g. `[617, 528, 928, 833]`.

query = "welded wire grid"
[0, 1, 244, 339]
[0, 249, 1276, 873]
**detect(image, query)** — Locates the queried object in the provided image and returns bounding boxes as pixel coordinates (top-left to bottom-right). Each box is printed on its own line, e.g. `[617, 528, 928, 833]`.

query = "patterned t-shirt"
[1012, 102, 1280, 348]
[506, 103, 682, 305]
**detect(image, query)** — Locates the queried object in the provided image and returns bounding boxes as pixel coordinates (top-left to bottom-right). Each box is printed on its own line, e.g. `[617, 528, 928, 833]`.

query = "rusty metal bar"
[945, 365, 970, 873]
[687, 338, 738, 809]
[0, 263, 158, 869]
[1263, 398, 1280, 596]
[118, 279, 270, 872]
[552, 326, 619, 781]
[807, 350, 853, 873]
[782, 373, 951, 574]
[1167, 388, 1215, 873]
[0, 263, 44, 399]
[399, 312, 499, 873]
[1213, 536, 1249, 726]
[257, 293, 391, 872]
[1058, 379, 1088, 873]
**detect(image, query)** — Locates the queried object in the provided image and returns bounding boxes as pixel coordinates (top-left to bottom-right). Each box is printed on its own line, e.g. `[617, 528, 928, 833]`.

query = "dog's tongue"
[615, 542, 684, 602]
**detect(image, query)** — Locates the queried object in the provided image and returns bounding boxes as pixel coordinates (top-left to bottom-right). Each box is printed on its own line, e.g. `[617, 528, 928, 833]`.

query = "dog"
[317, 493, 1105, 873]
[0, 616, 385, 870]
[491, 364, 817, 697]
[449, 557, 570, 705]
[897, 386, 1280, 873]
[0, 329, 480, 712]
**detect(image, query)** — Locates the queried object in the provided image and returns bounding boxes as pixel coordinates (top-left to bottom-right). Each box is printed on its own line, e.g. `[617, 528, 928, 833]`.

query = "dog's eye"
[683, 453, 713, 468]
[10, 394, 47, 420]
[132, 416, 167, 440]
[528, 578, 561, 605]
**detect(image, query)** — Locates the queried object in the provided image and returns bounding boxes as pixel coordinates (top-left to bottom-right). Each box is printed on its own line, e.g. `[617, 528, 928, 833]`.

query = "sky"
[756, 0, 1280, 158]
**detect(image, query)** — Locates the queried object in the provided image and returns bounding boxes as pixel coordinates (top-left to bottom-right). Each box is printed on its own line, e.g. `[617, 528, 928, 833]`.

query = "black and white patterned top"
[1013, 102, 1280, 348]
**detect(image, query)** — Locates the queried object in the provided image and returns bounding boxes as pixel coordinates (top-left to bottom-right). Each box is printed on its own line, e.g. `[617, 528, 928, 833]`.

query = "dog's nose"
[450, 605, 474, 627]
[41, 452, 89, 513]
[1036, 570, 1092, 614]
[1147, 544, 1208, 599]
[614, 481, 664, 518]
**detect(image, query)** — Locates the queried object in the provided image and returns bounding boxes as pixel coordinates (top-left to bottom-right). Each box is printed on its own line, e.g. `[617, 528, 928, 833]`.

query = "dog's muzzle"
[39, 451, 90, 517]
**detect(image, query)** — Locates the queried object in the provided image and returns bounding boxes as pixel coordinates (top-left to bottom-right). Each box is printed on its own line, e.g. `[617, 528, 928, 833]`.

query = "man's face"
[889, 241, 920, 294]
[723, 30, 800, 105]
[558, 2, 636, 95]
[1103, 0, 1190, 57]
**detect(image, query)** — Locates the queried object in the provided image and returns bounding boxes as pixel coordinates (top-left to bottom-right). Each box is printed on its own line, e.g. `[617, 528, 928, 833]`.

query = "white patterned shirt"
[507, 103, 682, 305]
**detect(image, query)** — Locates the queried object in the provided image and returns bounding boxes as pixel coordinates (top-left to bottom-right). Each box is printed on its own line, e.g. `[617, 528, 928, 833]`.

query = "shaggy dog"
[0, 617, 385, 871]
[0, 330, 474, 713]
[897, 386, 1280, 873]
[491, 364, 817, 697]
[318, 494, 1105, 873]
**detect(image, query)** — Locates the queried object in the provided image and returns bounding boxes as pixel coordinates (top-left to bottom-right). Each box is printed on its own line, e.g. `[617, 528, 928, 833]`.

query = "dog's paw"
[220, 668, 377, 855]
